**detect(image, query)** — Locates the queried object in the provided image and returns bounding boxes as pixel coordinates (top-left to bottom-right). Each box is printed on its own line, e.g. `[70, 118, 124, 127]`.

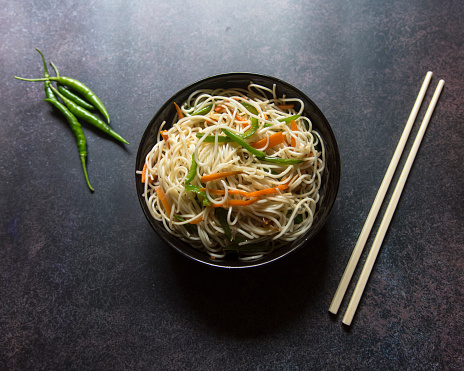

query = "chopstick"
[329, 71, 433, 315]
[342, 78, 445, 326]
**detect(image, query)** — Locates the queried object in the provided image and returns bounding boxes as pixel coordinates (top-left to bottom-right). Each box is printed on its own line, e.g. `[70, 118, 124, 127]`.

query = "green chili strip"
[215, 208, 232, 241]
[185, 184, 206, 196]
[221, 128, 266, 158]
[261, 157, 303, 165]
[264, 114, 302, 127]
[242, 118, 259, 140]
[278, 114, 301, 124]
[192, 104, 212, 116]
[196, 133, 231, 142]
[51, 86, 129, 145]
[184, 184, 211, 206]
[239, 101, 259, 139]
[294, 214, 304, 224]
[221, 128, 302, 164]
[184, 153, 197, 184]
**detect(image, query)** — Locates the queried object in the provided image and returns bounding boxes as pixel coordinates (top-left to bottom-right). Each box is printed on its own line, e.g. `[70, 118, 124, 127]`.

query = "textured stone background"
[1, 0, 463, 369]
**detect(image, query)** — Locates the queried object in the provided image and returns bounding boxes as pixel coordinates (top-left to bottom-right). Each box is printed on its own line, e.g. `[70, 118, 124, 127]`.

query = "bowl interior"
[135, 73, 340, 268]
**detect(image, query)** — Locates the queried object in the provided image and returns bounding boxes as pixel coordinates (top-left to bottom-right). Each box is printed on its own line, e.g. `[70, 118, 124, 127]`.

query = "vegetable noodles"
[139, 83, 326, 260]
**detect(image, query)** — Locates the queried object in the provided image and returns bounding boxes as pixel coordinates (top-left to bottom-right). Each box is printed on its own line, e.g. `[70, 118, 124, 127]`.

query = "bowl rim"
[135, 72, 340, 269]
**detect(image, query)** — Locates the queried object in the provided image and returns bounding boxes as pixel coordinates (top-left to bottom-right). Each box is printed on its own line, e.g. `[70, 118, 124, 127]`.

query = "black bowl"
[135, 73, 340, 269]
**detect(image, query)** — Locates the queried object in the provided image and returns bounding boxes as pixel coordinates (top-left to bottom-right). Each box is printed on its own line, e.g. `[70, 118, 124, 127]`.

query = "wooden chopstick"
[342, 79, 445, 326]
[329, 72, 433, 315]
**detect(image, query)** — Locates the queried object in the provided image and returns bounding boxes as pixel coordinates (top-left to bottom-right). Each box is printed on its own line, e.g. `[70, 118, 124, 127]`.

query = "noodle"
[140, 83, 325, 260]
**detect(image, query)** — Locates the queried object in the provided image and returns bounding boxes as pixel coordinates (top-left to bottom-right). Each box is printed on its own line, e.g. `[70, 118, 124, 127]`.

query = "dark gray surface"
[1, 0, 463, 369]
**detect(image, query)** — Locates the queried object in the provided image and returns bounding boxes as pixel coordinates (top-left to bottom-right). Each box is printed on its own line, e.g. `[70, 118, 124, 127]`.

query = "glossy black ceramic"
[135, 73, 340, 268]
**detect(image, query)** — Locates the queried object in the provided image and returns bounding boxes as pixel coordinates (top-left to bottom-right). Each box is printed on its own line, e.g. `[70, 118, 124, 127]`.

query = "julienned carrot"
[200, 183, 288, 198]
[235, 114, 246, 122]
[161, 130, 170, 149]
[246, 183, 289, 197]
[189, 215, 203, 224]
[210, 197, 260, 208]
[290, 120, 297, 147]
[200, 188, 249, 196]
[250, 132, 284, 149]
[200, 171, 242, 183]
[155, 187, 172, 217]
[174, 102, 184, 119]
[141, 163, 147, 183]
[214, 105, 225, 113]
[141, 163, 157, 183]
[276, 104, 294, 110]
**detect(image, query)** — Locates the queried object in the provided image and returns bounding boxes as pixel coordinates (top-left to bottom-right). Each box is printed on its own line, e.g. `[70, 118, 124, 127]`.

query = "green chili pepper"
[184, 153, 197, 184]
[36, 49, 93, 191]
[221, 128, 266, 158]
[15, 74, 111, 124]
[49, 62, 96, 111]
[35, 49, 54, 100]
[56, 84, 96, 111]
[44, 98, 93, 191]
[215, 208, 232, 241]
[51, 86, 129, 145]
[192, 104, 213, 116]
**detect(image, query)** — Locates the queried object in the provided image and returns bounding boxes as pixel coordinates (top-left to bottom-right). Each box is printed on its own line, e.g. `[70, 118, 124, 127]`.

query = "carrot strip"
[141, 163, 157, 183]
[276, 104, 294, 110]
[210, 197, 260, 208]
[290, 120, 297, 147]
[246, 183, 289, 197]
[189, 215, 203, 224]
[200, 188, 249, 196]
[161, 130, 170, 149]
[250, 132, 284, 149]
[201, 183, 288, 198]
[235, 114, 246, 122]
[200, 171, 242, 183]
[228, 197, 260, 206]
[155, 187, 172, 217]
[174, 102, 184, 119]
[214, 105, 225, 113]
[141, 163, 147, 183]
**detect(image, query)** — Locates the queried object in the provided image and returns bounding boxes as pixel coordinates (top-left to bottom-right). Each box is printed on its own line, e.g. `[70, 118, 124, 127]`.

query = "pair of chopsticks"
[329, 72, 445, 326]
